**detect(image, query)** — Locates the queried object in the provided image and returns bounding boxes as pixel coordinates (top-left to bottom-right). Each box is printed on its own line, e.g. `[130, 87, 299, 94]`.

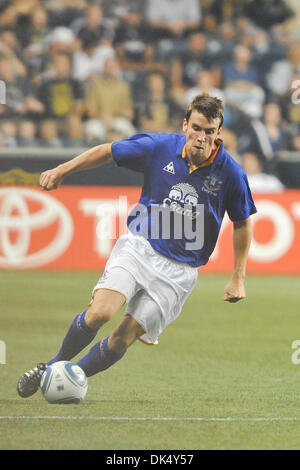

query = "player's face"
[183, 111, 221, 166]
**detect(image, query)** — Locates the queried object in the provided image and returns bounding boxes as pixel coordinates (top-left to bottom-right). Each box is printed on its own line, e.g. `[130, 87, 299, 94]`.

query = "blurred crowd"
[0, 0, 299, 187]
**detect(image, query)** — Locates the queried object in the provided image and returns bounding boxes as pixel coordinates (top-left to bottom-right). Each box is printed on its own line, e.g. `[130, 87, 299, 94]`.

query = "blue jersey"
[111, 132, 257, 267]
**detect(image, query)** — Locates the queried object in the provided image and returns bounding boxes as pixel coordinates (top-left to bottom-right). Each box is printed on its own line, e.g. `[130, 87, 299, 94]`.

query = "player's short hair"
[185, 94, 224, 128]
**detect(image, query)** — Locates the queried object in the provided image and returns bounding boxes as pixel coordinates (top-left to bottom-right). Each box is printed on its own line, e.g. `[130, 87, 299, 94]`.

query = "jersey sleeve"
[226, 170, 257, 221]
[111, 133, 155, 173]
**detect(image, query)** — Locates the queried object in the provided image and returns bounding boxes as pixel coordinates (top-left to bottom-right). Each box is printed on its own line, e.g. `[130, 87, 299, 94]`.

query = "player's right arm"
[40, 143, 113, 190]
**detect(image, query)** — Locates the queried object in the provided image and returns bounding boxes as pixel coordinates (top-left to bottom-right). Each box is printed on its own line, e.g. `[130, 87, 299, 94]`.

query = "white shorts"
[92, 233, 198, 344]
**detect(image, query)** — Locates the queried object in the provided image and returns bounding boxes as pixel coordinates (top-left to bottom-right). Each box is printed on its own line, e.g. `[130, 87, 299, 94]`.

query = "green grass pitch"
[1, 270, 300, 450]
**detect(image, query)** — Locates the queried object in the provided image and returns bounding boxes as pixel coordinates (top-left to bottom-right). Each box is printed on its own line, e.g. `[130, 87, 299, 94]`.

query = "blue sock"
[46, 310, 99, 366]
[76, 337, 125, 377]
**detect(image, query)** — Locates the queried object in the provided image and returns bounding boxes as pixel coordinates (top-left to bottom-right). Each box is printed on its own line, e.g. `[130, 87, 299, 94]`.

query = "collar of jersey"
[180, 138, 223, 174]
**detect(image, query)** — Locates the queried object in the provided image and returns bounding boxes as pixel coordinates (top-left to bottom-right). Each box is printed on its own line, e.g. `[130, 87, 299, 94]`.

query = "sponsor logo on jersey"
[162, 183, 201, 219]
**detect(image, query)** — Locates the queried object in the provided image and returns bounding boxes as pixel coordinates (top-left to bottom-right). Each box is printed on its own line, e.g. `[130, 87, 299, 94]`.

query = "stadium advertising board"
[0, 186, 299, 273]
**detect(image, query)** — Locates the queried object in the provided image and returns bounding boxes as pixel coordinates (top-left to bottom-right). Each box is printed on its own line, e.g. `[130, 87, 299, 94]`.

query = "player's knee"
[86, 301, 116, 327]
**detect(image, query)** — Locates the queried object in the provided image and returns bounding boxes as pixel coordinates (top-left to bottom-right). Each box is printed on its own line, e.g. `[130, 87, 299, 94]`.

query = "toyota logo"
[0, 188, 73, 269]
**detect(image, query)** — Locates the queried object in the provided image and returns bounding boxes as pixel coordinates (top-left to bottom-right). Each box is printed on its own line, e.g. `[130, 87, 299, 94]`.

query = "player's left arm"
[223, 217, 252, 303]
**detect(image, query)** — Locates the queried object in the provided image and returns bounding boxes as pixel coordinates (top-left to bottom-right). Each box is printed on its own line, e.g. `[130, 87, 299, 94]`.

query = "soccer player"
[17, 94, 257, 398]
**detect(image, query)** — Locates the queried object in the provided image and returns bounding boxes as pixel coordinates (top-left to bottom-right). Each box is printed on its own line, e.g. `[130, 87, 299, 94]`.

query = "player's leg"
[17, 288, 126, 398]
[46, 288, 126, 366]
[75, 291, 166, 378]
[109, 314, 146, 353]
[76, 314, 145, 376]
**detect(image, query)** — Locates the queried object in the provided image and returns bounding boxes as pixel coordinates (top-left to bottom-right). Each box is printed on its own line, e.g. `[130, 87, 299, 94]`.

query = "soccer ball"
[40, 361, 88, 404]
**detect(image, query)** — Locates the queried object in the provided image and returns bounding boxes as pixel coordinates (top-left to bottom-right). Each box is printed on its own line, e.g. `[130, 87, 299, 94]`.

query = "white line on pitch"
[1, 416, 300, 422]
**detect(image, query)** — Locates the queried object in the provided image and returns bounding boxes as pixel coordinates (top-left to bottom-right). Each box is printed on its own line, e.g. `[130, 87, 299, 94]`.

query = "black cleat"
[17, 363, 47, 398]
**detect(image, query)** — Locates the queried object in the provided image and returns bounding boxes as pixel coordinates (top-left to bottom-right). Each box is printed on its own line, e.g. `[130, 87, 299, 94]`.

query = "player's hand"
[223, 274, 246, 303]
[40, 168, 63, 191]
